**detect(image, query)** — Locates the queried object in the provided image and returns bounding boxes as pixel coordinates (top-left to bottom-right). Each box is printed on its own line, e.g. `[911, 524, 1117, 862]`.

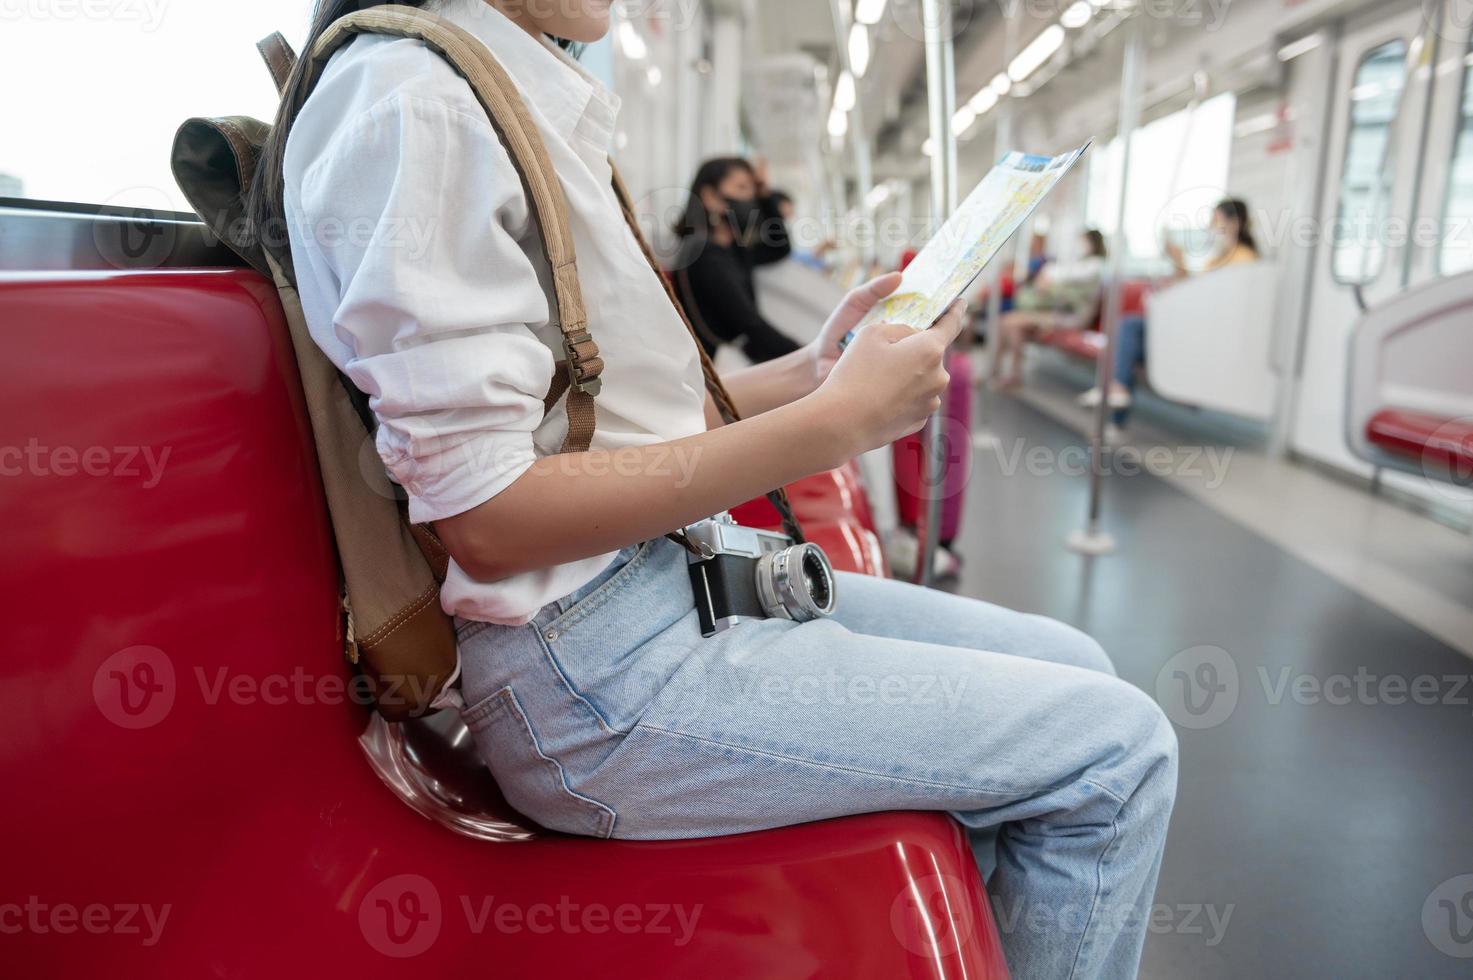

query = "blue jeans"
[1114, 315, 1146, 392]
[457, 536, 1177, 979]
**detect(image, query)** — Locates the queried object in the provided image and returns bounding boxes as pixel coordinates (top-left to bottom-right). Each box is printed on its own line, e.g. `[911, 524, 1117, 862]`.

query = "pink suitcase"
[893, 349, 973, 543]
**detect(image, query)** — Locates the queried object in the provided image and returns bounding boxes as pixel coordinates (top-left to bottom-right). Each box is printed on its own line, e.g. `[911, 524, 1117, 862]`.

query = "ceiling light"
[865, 183, 892, 208]
[1277, 35, 1322, 62]
[1061, 1, 1093, 29]
[834, 70, 856, 112]
[952, 105, 977, 134]
[969, 87, 999, 115]
[849, 24, 870, 77]
[828, 105, 849, 137]
[990, 72, 1011, 96]
[618, 21, 646, 61]
[1008, 24, 1064, 83]
[854, 0, 887, 27]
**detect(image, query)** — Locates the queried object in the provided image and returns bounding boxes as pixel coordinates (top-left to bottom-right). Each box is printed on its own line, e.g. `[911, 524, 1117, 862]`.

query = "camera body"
[684, 516, 838, 637]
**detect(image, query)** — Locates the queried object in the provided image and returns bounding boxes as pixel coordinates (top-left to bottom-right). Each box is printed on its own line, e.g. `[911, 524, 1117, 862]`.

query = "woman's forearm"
[707, 346, 815, 421]
[436, 391, 853, 582]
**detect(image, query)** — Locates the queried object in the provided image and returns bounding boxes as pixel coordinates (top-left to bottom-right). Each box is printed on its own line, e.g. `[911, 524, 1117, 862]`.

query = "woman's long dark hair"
[673, 156, 754, 238]
[1082, 228, 1107, 259]
[245, 0, 581, 251]
[247, 1, 433, 251]
[1215, 198, 1258, 255]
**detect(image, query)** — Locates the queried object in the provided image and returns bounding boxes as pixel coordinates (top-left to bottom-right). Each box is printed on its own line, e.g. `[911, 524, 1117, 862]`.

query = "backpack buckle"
[562, 330, 602, 396]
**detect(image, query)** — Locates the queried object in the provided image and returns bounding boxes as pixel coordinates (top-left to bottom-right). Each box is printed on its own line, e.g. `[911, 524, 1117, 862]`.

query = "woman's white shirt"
[283, 0, 708, 624]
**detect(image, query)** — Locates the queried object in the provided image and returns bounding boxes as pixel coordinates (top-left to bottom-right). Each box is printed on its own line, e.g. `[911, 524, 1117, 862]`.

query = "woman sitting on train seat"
[1079, 198, 1261, 411]
[671, 156, 804, 363]
[991, 228, 1108, 389]
[262, 2, 1177, 977]
[1165, 195, 1260, 276]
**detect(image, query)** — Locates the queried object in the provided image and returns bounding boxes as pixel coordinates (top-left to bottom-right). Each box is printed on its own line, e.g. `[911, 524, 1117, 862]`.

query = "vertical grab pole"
[915, 0, 959, 585]
[977, 13, 1019, 446]
[1067, 11, 1144, 556]
[828, 0, 877, 266]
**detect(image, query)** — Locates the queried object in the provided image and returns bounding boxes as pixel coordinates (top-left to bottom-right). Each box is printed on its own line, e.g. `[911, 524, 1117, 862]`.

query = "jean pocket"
[541, 539, 658, 639]
[461, 687, 616, 838]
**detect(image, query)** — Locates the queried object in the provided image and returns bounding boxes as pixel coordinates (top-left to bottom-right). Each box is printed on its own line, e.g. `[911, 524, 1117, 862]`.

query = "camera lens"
[755, 543, 837, 623]
[801, 547, 833, 611]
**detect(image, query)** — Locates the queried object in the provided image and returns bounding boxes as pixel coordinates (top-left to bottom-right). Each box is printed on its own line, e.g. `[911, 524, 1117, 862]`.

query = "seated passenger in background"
[1022, 229, 1051, 287]
[1165, 196, 1259, 275]
[672, 156, 803, 363]
[991, 229, 1108, 389]
[1079, 198, 1261, 411]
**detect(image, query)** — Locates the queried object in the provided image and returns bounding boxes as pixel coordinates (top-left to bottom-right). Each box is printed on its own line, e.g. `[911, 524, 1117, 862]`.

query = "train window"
[1330, 39, 1409, 285]
[0, 5, 306, 211]
[1439, 41, 1473, 276]
[1085, 92, 1236, 272]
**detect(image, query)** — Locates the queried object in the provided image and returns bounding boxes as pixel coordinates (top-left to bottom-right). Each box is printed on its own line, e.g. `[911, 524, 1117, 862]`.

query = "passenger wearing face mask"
[1164, 196, 1259, 275]
[672, 156, 803, 363]
[1078, 198, 1262, 412]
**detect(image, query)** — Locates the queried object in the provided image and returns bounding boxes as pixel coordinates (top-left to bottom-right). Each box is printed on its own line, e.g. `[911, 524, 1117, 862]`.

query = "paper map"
[857, 143, 1090, 333]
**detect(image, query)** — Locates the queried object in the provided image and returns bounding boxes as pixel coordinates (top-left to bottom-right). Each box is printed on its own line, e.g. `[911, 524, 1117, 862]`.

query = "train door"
[1406, 0, 1473, 287]
[1289, 1, 1437, 486]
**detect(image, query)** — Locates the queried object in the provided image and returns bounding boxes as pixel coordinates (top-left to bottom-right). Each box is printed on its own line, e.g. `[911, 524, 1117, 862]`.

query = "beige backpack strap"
[307, 6, 602, 453]
[256, 32, 297, 96]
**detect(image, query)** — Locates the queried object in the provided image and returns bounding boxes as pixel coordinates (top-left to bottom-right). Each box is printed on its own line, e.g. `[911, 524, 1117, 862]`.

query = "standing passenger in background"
[673, 156, 803, 362]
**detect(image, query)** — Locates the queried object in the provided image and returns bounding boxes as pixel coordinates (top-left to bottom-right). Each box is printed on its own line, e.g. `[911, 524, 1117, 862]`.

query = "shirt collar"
[436, 0, 620, 152]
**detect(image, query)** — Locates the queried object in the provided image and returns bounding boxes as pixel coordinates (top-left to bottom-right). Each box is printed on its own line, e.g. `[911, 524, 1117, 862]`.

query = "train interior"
[3, 0, 1472, 976]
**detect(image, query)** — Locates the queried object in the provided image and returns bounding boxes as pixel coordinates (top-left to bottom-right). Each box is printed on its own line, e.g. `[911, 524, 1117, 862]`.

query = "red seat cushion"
[0, 269, 1001, 976]
[1366, 408, 1473, 480]
[1117, 278, 1151, 317]
[732, 464, 887, 576]
[1044, 329, 1106, 361]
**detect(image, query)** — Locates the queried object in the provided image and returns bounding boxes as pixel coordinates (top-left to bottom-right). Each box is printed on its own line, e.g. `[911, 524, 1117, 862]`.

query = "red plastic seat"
[0, 269, 1005, 976]
[1029, 278, 1153, 362]
[731, 463, 887, 575]
[1044, 329, 1107, 361]
[1365, 408, 1473, 481]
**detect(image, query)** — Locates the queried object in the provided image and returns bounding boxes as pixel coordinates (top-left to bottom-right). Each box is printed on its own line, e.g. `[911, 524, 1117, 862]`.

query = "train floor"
[946, 373, 1473, 978]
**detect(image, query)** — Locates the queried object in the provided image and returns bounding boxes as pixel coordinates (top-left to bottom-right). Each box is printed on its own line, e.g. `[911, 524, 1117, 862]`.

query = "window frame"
[1436, 37, 1473, 278]
[1329, 37, 1410, 287]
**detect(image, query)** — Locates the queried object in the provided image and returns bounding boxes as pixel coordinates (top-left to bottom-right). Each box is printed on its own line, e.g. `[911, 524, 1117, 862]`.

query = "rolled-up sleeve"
[292, 93, 555, 524]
